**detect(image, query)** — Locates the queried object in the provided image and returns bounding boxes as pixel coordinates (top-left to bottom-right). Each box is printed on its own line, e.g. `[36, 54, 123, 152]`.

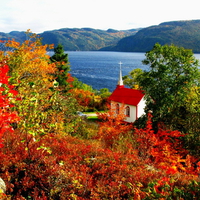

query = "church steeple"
[117, 61, 124, 88]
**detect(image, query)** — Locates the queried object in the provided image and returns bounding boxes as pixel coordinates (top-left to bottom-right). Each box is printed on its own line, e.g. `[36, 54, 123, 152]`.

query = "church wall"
[137, 97, 146, 118]
[125, 104, 136, 123]
[110, 101, 137, 123]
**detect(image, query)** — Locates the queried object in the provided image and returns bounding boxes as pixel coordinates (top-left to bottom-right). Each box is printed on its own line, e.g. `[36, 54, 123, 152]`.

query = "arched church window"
[126, 106, 130, 117]
[116, 103, 120, 114]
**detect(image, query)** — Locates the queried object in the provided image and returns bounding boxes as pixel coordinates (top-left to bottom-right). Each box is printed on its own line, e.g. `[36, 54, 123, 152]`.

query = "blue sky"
[1, 0, 200, 33]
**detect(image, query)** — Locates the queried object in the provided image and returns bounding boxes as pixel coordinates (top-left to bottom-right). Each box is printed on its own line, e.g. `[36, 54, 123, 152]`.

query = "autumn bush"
[0, 114, 200, 199]
[0, 63, 19, 199]
[69, 87, 108, 111]
[0, 129, 161, 199]
[1, 119, 199, 199]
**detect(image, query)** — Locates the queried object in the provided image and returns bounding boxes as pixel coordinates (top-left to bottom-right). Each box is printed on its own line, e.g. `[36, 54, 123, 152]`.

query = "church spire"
[117, 61, 124, 88]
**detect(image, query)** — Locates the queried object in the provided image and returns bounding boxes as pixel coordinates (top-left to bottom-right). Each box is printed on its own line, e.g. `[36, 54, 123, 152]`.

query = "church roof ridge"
[108, 86, 145, 106]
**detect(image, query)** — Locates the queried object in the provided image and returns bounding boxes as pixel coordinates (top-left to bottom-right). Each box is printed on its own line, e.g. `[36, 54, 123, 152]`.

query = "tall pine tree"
[50, 44, 70, 86]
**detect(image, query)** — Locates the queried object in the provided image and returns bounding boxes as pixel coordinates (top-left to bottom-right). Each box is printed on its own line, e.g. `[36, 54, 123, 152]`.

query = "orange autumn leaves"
[134, 113, 198, 176]
[70, 88, 94, 107]
[97, 110, 199, 177]
[2, 31, 56, 86]
[70, 88, 103, 108]
[0, 31, 70, 138]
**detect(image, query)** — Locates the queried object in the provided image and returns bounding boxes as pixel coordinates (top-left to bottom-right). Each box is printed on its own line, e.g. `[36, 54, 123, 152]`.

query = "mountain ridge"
[1, 20, 200, 52]
[0, 28, 139, 51]
[107, 20, 200, 53]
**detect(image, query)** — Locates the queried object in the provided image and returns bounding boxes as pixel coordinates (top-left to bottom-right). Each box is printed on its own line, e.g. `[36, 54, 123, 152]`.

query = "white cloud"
[0, 0, 200, 33]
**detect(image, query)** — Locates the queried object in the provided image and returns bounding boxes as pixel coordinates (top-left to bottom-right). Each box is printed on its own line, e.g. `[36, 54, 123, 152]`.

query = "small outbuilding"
[108, 62, 146, 123]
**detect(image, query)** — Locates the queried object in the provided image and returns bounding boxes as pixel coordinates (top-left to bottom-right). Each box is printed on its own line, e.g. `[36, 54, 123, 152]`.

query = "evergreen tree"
[50, 44, 70, 86]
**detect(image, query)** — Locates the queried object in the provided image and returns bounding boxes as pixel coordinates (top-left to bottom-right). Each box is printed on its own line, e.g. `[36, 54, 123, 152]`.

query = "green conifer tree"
[50, 44, 70, 86]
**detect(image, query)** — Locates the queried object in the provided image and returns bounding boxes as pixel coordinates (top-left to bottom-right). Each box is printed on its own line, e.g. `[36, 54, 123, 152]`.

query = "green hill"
[40, 28, 138, 51]
[109, 20, 200, 53]
[0, 28, 138, 51]
[2, 20, 200, 52]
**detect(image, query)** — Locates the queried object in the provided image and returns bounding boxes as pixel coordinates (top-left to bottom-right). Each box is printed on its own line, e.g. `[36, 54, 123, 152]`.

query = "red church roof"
[108, 86, 145, 106]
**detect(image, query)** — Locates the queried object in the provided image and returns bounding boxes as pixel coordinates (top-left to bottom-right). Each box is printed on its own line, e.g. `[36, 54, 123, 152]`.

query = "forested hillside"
[40, 28, 139, 51]
[0, 28, 138, 51]
[2, 20, 200, 52]
[108, 20, 200, 52]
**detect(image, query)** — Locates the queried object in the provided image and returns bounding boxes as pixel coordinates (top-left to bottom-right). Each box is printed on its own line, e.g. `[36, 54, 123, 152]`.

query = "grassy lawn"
[83, 111, 107, 122]
[87, 115, 99, 122]
[83, 111, 102, 122]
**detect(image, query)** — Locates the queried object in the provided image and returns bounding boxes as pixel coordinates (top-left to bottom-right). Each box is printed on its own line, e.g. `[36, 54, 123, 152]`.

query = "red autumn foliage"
[0, 63, 19, 199]
[0, 63, 19, 148]
[69, 88, 94, 107]
[1, 131, 164, 199]
[134, 113, 198, 176]
[2, 125, 198, 199]
[96, 105, 133, 148]
[66, 73, 74, 88]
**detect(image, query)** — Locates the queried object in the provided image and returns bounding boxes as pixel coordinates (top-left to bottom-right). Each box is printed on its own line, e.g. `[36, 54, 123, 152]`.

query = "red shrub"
[134, 113, 199, 176]
[0, 63, 19, 148]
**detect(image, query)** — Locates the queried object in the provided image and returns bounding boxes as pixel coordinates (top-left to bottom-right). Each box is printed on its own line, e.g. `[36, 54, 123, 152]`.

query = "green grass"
[84, 111, 106, 122]
[87, 115, 99, 122]
[84, 110, 106, 114]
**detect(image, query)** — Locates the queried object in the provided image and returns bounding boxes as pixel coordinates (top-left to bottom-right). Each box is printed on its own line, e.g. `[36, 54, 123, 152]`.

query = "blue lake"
[48, 51, 200, 92]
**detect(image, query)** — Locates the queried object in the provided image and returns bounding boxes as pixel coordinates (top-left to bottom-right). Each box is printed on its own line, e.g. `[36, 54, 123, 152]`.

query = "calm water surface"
[48, 51, 200, 92]
[66, 51, 146, 92]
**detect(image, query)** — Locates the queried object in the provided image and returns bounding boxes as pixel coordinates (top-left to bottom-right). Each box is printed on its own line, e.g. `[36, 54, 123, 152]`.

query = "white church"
[108, 62, 146, 123]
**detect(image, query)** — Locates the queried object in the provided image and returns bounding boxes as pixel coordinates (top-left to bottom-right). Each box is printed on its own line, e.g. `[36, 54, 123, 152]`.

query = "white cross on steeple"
[118, 61, 124, 86]
[119, 61, 123, 70]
